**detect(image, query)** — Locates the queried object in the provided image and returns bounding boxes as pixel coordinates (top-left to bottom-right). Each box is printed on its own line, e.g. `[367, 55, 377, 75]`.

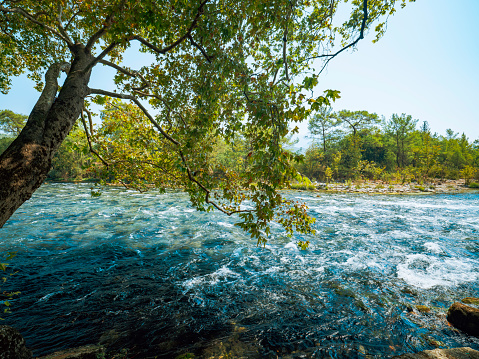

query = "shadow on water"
[1, 184, 479, 358]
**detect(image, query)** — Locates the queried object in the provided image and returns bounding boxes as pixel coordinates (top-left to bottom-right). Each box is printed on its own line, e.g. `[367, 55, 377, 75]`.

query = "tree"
[0, 0, 413, 241]
[295, 143, 324, 181]
[0, 110, 27, 136]
[413, 121, 440, 178]
[308, 106, 338, 154]
[336, 110, 379, 137]
[336, 109, 379, 173]
[385, 113, 417, 168]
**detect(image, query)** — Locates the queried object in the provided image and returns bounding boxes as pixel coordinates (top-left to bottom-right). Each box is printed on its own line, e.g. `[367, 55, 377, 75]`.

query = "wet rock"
[39, 345, 104, 359]
[392, 347, 479, 358]
[447, 302, 479, 337]
[0, 325, 32, 359]
[416, 305, 431, 313]
[98, 329, 120, 346]
[462, 297, 479, 305]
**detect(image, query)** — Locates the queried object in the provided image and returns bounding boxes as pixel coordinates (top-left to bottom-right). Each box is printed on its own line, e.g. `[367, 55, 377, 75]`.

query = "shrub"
[290, 183, 315, 191]
[468, 182, 479, 189]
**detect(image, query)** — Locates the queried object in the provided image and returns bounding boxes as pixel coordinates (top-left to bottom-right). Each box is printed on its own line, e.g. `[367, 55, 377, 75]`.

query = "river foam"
[1, 184, 478, 358]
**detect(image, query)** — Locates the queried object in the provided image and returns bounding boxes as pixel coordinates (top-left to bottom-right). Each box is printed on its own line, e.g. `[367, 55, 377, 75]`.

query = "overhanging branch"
[187, 34, 212, 63]
[302, 0, 368, 72]
[87, 88, 180, 146]
[87, 87, 249, 217]
[80, 108, 109, 168]
[132, 0, 209, 55]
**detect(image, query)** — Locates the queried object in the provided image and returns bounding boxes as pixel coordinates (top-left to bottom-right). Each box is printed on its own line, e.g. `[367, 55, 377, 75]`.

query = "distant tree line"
[0, 110, 95, 182]
[298, 109, 479, 185]
[2, 108, 478, 186]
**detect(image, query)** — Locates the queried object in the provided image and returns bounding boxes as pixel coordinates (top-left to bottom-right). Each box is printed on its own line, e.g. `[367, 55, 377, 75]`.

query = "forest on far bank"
[1, 108, 479, 188]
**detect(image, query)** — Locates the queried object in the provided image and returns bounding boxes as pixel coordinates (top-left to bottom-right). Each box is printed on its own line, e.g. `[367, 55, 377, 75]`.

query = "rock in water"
[462, 297, 479, 305]
[0, 325, 32, 359]
[38, 345, 104, 359]
[447, 302, 479, 337]
[393, 347, 479, 358]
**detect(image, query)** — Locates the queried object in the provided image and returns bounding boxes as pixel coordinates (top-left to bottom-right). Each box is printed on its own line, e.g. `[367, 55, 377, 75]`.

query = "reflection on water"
[1, 184, 479, 358]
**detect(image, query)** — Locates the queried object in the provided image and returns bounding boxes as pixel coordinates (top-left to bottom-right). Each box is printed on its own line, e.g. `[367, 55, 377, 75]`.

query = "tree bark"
[0, 44, 93, 228]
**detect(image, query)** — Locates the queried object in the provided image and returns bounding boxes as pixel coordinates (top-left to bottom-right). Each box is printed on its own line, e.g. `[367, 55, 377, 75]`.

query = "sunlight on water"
[1, 184, 478, 358]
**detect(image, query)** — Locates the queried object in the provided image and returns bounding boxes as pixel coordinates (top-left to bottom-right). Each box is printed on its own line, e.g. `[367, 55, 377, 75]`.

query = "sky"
[1, 0, 478, 150]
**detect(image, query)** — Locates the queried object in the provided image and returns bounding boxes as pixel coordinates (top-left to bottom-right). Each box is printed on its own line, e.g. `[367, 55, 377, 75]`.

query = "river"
[1, 183, 478, 358]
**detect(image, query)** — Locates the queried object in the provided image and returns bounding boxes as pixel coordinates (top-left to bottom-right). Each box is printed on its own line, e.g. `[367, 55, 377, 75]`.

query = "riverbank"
[313, 179, 476, 195]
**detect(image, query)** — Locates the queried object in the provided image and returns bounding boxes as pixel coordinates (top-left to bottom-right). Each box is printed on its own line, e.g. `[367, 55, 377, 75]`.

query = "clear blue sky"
[300, 0, 479, 148]
[2, 0, 478, 149]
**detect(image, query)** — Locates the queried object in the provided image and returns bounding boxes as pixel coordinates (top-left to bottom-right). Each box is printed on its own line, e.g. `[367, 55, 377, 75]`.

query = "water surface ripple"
[1, 184, 479, 358]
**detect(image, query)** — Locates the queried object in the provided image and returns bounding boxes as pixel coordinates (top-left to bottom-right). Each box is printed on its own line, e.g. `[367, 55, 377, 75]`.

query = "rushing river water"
[1, 183, 479, 358]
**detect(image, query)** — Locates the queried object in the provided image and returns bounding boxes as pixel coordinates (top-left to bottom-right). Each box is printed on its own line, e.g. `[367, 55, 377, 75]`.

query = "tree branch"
[97, 60, 150, 91]
[132, 0, 209, 55]
[99, 59, 135, 77]
[0, 5, 73, 46]
[82, 41, 118, 75]
[64, 9, 81, 32]
[302, 0, 368, 72]
[56, 4, 74, 46]
[21, 62, 70, 142]
[85, 15, 114, 51]
[88, 87, 247, 217]
[132, 89, 187, 128]
[187, 34, 211, 63]
[283, 6, 292, 82]
[88, 88, 180, 146]
[80, 108, 109, 168]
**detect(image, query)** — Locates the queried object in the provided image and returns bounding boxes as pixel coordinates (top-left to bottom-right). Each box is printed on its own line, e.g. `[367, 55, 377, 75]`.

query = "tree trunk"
[0, 45, 93, 228]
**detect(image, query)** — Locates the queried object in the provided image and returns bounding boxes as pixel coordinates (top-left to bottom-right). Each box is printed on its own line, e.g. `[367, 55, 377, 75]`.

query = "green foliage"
[290, 183, 315, 191]
[90, 185, 102, 197]
[355, 160, 384, 180]
[460, 165, 476, 185]
[297, 240, 310, 250]
[301, 110, 479, 183]
[385, 113, 417, 168]
[0, 0, 417, 242]
[468, 182, 479, 189]
[47, 123, 95, 181]
[0, 109, 26, 155]
[325, 166, 333, 184]
[290, 173, 315, 190]
[0, 135, 14, 154]
[0, 252, 20, 319]
[0, 109, 27, 135]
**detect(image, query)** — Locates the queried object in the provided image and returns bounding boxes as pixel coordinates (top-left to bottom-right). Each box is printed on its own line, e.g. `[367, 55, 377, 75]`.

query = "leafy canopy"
[0, 0, 414, 244]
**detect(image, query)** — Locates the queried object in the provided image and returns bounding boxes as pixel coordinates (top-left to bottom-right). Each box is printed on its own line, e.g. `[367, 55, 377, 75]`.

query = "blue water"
[1, 183, 479, 358]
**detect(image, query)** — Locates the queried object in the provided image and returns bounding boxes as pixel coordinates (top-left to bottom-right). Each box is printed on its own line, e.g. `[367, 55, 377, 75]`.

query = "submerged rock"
[393, 347, 479, 358]
[0, 325, 32, 359]
[39, 345, 104, 359]
[447, 302, 479, 337]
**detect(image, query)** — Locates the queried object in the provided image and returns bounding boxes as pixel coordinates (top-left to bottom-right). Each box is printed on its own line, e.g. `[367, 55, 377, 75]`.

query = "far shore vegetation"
[1, 109, 479, 191]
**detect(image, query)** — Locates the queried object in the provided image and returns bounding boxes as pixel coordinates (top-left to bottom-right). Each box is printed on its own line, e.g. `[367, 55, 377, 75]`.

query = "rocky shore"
[314, 179, 474, 195]
[2, 296, 479, 358]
